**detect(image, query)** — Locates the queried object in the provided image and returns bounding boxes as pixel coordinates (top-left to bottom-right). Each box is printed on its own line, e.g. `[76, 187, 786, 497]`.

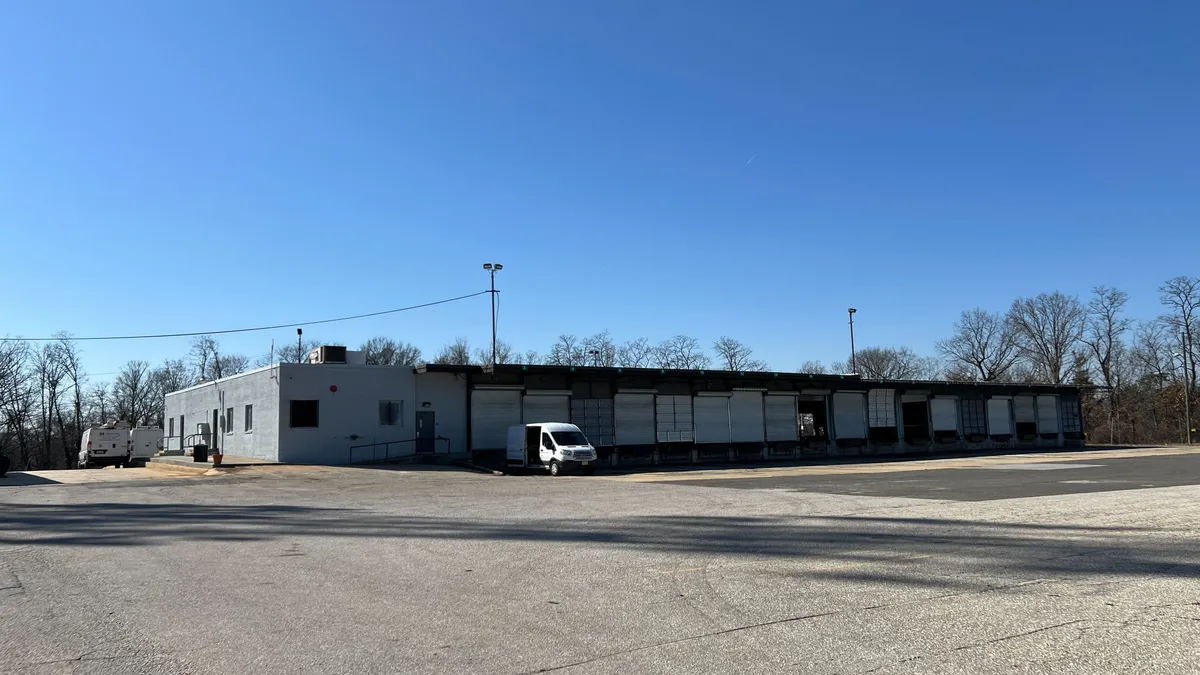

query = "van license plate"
[582, 460, 589, 466]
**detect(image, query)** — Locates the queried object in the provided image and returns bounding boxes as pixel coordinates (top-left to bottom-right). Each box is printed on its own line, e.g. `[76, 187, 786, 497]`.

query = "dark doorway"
[415, 411, 435, 454]
[796, 399, 829, 451]
[211, 409, 219, 452]
[902, 401, 931, 445]
[525, 426, 540, 465]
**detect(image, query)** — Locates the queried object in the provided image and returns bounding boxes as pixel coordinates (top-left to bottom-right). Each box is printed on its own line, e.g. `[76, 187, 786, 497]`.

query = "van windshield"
[551, 431, 589, 447]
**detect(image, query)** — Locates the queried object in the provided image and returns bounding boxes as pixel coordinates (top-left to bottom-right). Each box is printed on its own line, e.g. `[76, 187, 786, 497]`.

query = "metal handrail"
[347, 436, 450, 464]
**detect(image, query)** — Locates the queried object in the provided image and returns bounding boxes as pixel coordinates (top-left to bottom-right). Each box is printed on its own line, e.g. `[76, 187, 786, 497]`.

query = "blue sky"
[1, 1, 1197, 377]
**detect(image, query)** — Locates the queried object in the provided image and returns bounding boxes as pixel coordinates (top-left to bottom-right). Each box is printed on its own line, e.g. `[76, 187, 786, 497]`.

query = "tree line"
[3, 276, 1196, 470]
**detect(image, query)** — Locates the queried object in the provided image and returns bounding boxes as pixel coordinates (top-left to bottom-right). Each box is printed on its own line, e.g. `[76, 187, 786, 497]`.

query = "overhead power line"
[2, 290, 490, 342]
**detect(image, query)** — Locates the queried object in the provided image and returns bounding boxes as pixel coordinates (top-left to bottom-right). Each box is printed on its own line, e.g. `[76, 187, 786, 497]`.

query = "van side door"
[540, 432, 556, 463]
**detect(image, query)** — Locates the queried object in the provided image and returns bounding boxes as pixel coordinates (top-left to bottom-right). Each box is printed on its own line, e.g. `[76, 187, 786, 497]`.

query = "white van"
[79, 422, 161, 469]
[79, 421, 131, 468]
[506, 423, 598, 476]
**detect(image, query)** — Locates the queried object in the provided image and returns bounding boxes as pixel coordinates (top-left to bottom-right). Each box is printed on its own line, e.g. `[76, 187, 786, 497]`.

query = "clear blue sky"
[1, 1, 1197, 378]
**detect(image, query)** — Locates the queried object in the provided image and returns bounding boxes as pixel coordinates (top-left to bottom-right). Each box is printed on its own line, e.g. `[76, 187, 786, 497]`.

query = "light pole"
[847, 308, 858, 374]
[483, 263, 503, 364]
[1177, 348, 1193, 445]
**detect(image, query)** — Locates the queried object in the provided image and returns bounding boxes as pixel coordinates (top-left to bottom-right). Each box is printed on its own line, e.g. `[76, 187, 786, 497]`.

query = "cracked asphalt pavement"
[1, 449, 1198, 674]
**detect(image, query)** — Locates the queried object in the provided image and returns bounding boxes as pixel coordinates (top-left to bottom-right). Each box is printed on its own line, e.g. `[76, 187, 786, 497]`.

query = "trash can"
[193, 444, 208, 463]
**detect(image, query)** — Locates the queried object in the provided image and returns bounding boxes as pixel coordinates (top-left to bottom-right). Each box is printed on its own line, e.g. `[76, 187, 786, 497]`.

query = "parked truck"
[506, 422, 598, 476]
[79, 422, 161, 469]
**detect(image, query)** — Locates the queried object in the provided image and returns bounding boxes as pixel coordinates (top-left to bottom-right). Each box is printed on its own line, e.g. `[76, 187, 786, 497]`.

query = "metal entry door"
[416, 411, 435, 454]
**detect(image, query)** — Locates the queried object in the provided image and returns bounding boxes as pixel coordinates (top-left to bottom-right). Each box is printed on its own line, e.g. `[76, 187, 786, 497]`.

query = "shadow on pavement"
[0, 472, 63, 487]
[0, 502, 1195, 584]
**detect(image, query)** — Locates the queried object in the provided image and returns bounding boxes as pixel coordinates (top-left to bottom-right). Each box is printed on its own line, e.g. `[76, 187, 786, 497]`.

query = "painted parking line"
[599, 446, 1200, 482]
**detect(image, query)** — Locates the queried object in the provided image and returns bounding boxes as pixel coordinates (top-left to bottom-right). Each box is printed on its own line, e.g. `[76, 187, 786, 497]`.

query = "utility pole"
[848, 308, 858, 374]
[483, 263, 503, 364]
[1184, 331, 1193, 444]
[297, 328, 303, 364]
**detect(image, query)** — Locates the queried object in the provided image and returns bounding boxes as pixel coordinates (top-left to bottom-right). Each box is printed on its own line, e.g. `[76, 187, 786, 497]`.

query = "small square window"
[291, 400, 319, 428]
[379, 400, 403, 426]
[245, 404, 254, 432]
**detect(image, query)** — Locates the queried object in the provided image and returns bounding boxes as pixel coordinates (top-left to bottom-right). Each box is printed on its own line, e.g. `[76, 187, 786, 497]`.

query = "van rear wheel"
[549, 460, 561, 477]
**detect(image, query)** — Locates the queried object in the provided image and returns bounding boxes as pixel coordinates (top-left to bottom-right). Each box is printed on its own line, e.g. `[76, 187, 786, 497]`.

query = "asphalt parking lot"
[1, 448, 1198, 674]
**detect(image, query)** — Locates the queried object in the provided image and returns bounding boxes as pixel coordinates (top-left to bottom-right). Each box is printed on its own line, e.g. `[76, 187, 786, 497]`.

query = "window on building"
[225, 407, 234, 434]
[960, 398, 987, 437]
[379, 400, 404, 426]
[290, 400, 319, 428]
[1061, 397, 1082, 434]
[169, 418, 174, 439]
[245, 404, 254, 432]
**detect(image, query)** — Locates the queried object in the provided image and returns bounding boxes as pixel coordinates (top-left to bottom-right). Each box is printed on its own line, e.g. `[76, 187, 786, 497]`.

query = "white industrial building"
[162, 347, 1085, 466]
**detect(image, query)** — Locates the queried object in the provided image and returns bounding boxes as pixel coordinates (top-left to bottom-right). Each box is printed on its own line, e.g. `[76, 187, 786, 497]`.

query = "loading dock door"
[729, 391, 765, 442]
[1036, 395, 1059, 434]
[614, 393, 656, 446]
[656, 395, 693, 443]
[571, 398, 614, 446]
[930, 399, 959, 432]
[471, 389, 522, 450]
[987, 398, 1013, 435]
[764, 395, 799, 442]
[1013, 396, 1036, 424]
[832, 392, 866, 439]
[523, 393, 569, 424]
[693, 395, 732, 444]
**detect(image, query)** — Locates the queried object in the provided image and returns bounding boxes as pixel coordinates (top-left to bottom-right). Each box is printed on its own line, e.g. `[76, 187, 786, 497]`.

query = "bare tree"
[148, 359, 192, 426]
[433, 338, 473, 365]
[547, 335, 585, 366]
[1007, 292, 1086, 384]
[35, 343, 68, 467]
[654, 335, 712, 370]
[1159, 275, 1199, 390]
[54, 334, 86, 467]
[256, 338, 325, 367]
[583, 331, 617, 367]
[797, 360, 827, 374]
[935, 309, 1020, 381]
[473, 340, 516, 365]
[713, 337, 768, 371]
[361, 336, 423, 366]
[616, 338, 654, 368]
[113, 360, 154, 426]
[519, 350, 542, 365]
[1082, 287, 1132, 443]
[0, 340, 34, 469]
[841, 346, 940, 381]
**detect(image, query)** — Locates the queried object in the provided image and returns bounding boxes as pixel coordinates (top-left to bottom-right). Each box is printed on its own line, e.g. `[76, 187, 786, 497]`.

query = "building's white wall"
[414, 372, 469, 455]
[163, 366, 282, 461]
[276, 364, 418, 464]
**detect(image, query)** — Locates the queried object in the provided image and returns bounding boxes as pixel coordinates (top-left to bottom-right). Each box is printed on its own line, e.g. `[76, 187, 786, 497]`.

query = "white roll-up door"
[832, 392, 866, 439]
[868, 389, 896, 428]
[1036, 395, 1059, 434]
[471, 389, 522, 450]
[523, 393, 569, 424]
[693, 395, 731, 443]
[1013, 396, 1036, 424]
[614, 393, 656, 445]
[930, 399, 959, 432]
[764, 395, 799, 441]
[656, 395, 693, 443]
[729, 391, 764, 442]
[571, 399, 614, 446]
[987, 398, 1013, 435]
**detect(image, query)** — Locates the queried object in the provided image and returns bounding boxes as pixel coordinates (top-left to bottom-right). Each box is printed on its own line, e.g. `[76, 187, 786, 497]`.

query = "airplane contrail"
[746, 154, 757, 165]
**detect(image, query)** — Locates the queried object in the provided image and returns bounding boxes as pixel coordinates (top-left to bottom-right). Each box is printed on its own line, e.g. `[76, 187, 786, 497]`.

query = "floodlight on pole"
[483, 263, 503, 364]
[847, 308, 858, 374]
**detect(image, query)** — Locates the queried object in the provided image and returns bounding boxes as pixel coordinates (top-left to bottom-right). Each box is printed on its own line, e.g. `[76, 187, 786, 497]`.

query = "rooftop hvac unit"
[308, 345, 348, 364]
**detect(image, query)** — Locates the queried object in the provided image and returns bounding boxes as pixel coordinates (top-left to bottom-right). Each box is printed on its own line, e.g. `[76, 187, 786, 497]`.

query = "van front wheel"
[549, 460, 561, 477]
